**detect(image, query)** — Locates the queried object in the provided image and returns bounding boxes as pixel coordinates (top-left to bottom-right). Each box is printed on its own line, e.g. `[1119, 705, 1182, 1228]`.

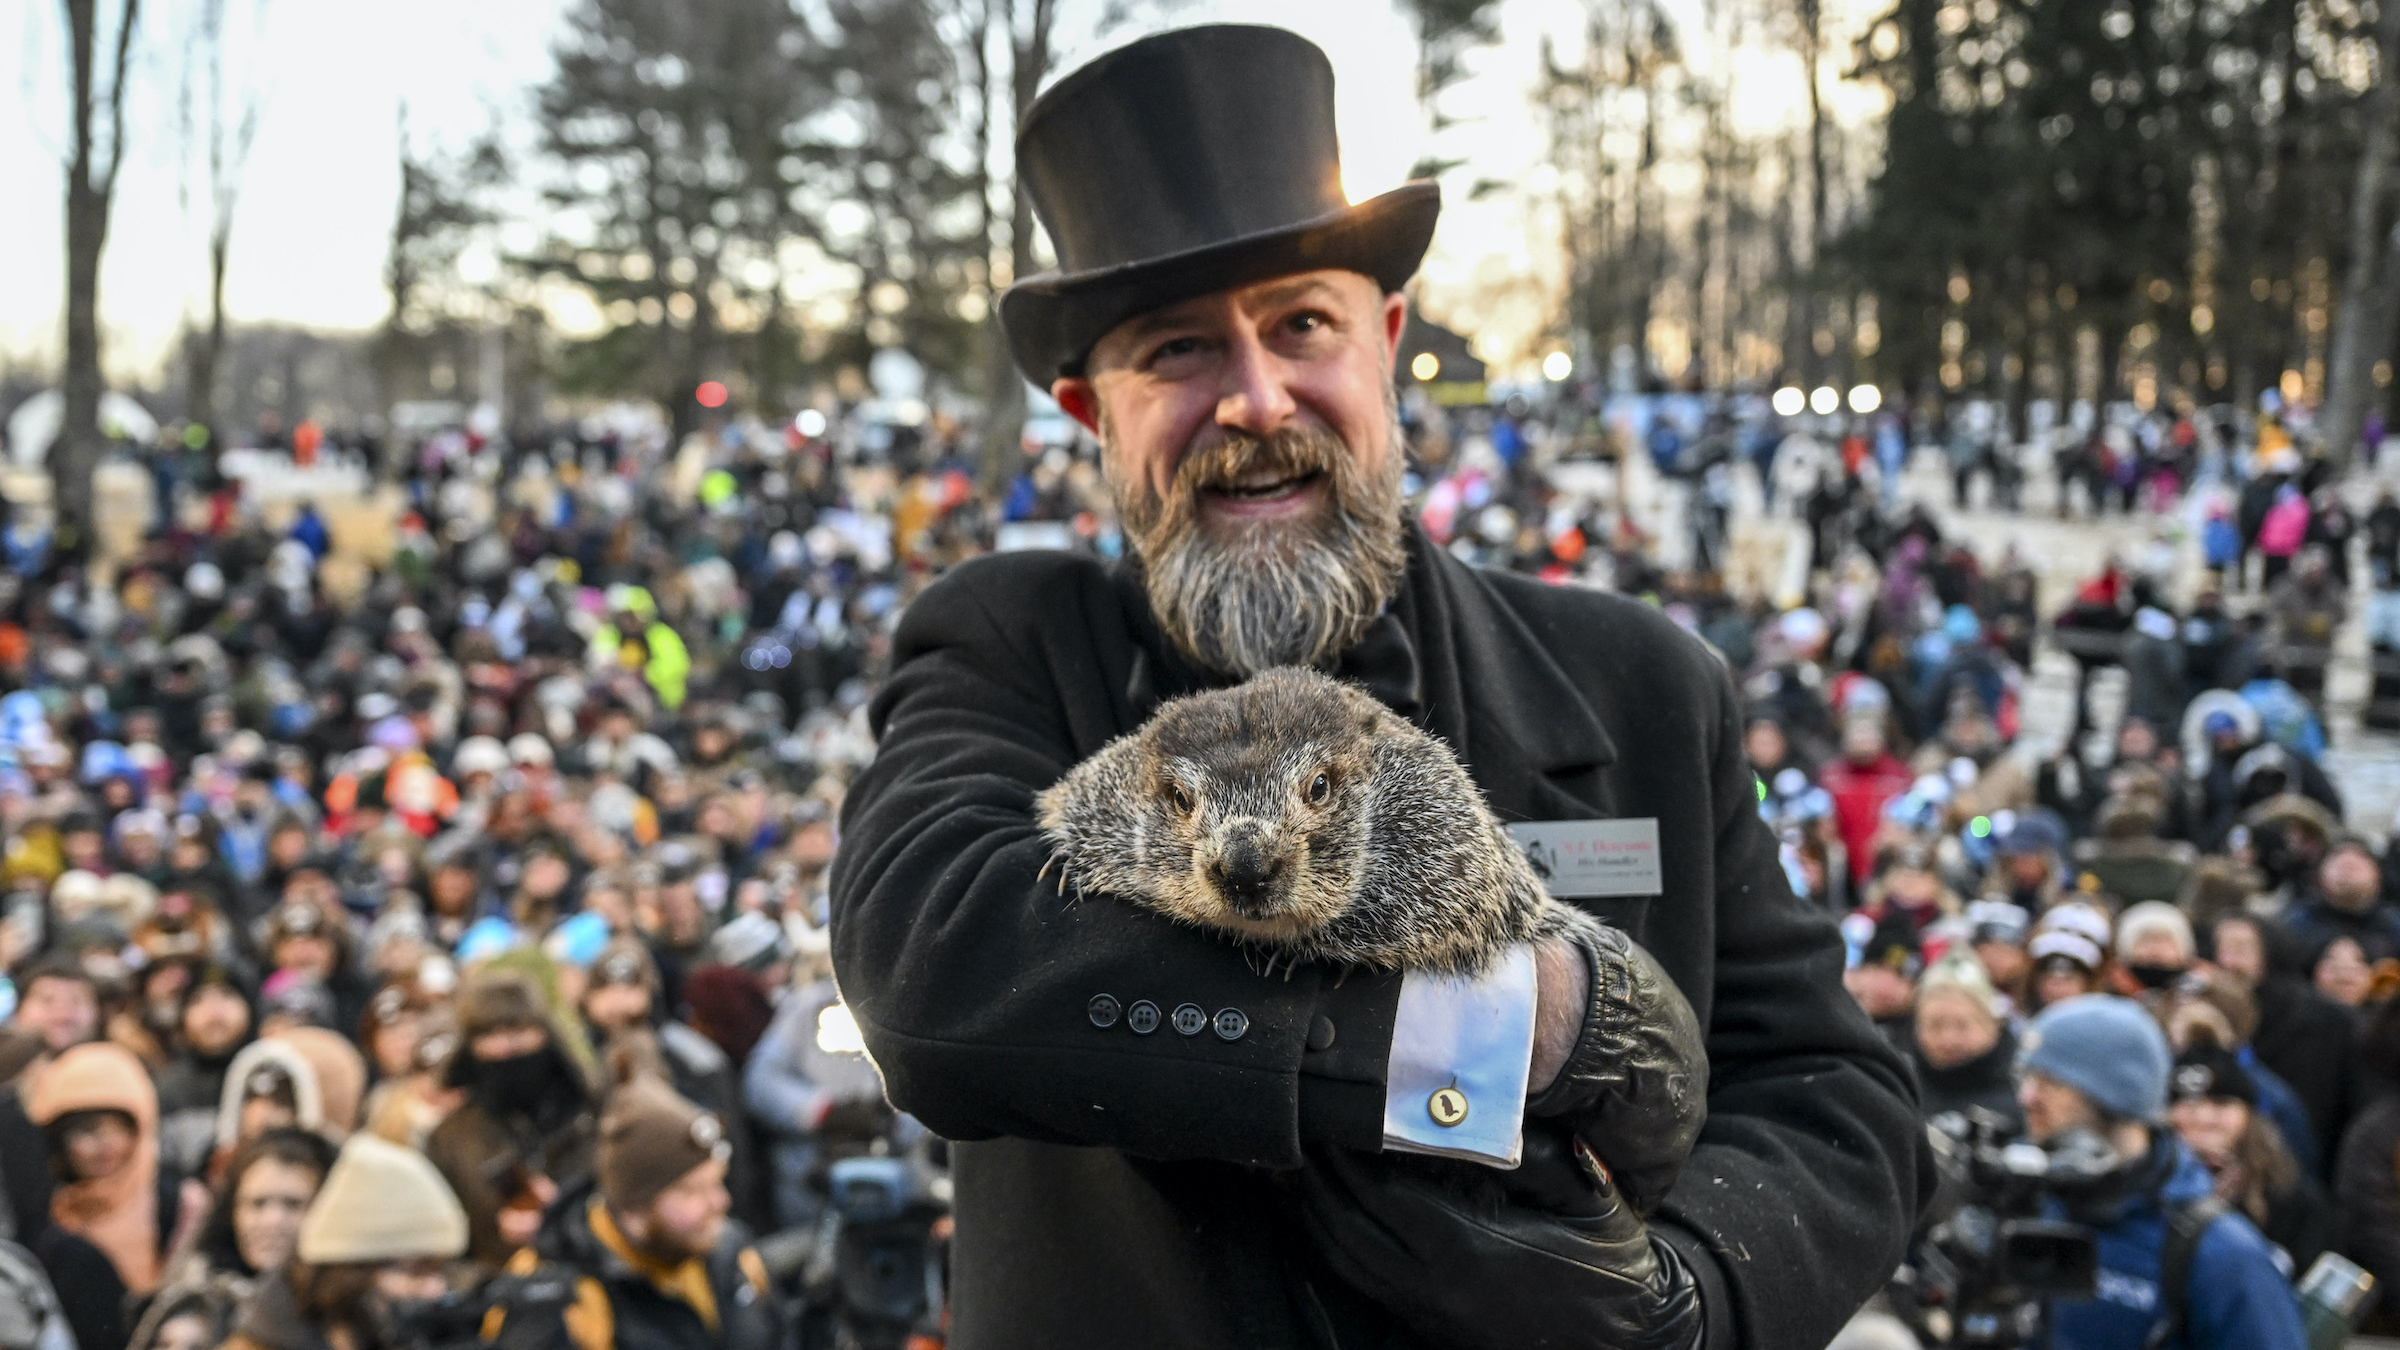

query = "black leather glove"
[1294, 1130, 1706, 1350]
[1527, 919, 1708, 1215]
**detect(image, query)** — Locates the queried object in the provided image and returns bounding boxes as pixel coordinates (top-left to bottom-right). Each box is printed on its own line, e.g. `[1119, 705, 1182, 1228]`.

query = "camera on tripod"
[1890, 1108, 2112, 1347]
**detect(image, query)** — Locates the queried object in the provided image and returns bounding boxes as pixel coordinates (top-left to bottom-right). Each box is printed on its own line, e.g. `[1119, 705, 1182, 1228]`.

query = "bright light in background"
[1772, 386, 1805, 416]
[1542, 351, 1573, 381]
[816, 1002, 867, 1055]
[1847, 384, 1882, 413]
[1809, 386, 1840, 415]
[1410, 352, 1442, 381]
[794, 408, 827, 437]
[695, 380, 728, 408]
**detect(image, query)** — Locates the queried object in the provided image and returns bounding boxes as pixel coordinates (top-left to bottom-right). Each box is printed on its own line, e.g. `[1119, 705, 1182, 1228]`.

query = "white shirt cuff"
[1381, 944, 1537, 1168]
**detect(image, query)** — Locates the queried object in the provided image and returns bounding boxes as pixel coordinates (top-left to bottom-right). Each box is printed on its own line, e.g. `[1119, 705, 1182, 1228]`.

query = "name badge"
[1505, 819, 1662, 898]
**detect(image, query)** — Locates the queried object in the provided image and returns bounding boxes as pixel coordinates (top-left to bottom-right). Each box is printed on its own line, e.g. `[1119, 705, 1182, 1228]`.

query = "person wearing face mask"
[156, 967, 259, 1177]
[221, 1134, 470, 1350]
[24, 1042, 208, 1350]
[480, 1078, 782, 1350]
[2166, 1043, 2333, 1278]
[2111, 901, 2198, 998]
[127, 1129, 337, 1350]
[424, 969, 595, 1273]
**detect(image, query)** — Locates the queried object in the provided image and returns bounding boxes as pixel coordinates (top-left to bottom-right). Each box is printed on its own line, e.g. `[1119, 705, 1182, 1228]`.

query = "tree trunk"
[2322, 0, 2400, 466]
[1800, 0, 1827, 385]
[56, 0, 140, 542]
[188, 228, 228, 444]
[974, 0, 1019, 496]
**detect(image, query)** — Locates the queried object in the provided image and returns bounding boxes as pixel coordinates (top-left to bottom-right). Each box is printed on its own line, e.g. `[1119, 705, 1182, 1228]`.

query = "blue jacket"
[2045, 1138, 2306, 1350]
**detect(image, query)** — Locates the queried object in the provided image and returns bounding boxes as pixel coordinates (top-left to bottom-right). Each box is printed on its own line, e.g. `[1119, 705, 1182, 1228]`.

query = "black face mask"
[2125, 962, 2186, 991]
[467, 1045, 570, 1119]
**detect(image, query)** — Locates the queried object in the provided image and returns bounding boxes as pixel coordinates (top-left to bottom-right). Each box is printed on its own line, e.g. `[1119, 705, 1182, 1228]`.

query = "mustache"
[1120, 422, 1353, 536]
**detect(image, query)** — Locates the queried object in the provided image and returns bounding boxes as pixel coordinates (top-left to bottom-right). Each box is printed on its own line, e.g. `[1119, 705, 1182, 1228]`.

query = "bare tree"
[56, 0, 142, 540]
[179, 0, 269, 450]
[2322, 0, 2400, 464]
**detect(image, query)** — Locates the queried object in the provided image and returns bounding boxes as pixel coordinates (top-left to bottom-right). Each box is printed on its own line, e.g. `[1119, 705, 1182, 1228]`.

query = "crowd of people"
[0, 379, 2395, 1350]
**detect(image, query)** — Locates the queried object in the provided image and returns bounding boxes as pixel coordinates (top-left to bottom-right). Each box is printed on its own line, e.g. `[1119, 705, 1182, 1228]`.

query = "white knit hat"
[297, 1134, 468, 1264]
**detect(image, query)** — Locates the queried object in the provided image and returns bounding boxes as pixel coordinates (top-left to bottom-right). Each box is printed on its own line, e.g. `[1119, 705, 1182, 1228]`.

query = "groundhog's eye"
[1307, 772, 1332, 805]
[1169, 783, 1195, 815]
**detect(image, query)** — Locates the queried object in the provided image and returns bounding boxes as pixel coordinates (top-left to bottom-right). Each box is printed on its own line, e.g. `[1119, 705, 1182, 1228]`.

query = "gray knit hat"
[2019, 995, 2172, 1123]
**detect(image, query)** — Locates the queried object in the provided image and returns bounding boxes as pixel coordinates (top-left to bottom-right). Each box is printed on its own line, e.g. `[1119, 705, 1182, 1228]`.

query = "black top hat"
[998, 25, 1440, 384]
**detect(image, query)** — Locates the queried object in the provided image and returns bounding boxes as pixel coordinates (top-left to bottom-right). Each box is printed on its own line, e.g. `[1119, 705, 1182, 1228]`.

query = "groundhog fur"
[1036, 666, 1606, 977]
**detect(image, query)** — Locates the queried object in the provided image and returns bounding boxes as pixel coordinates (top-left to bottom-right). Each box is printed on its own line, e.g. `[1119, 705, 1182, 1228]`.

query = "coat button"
[1305, 1015, 1335, 1050]
[1126, 1000, 1161, 1035]
[1215, 1008, 1250, 1042]
[1429, 1086, 1470, 1128]
[1088, 994, 1121, 1029]
[1171, 1003, 1207, 1036]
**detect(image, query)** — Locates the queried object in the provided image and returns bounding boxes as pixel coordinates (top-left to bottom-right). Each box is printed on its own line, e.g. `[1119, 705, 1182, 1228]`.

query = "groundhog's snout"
[1204, 820, 1288, 917]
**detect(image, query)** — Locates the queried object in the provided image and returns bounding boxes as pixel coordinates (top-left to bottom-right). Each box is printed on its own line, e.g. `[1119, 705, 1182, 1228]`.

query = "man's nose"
[1215, 329, 1297, 436]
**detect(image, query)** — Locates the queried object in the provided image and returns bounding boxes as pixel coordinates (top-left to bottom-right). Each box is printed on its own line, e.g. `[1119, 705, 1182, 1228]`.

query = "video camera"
[754, 1142, 952, 1350]
[1889, 1109, 2113, 1347]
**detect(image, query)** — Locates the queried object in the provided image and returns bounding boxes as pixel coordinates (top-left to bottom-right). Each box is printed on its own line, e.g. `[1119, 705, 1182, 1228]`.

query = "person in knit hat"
[2015, 996, 2307, 1350]
[487, 1078, 782, 1350]
[1910, 953, 2021, 1131]
[219, 1134, 468, 1350]
[24, 1041, 209, 1350]
[423, 967, 594, 1271]
[577, 938, 766, 1232]
[2167, 1042, 2336, 1275]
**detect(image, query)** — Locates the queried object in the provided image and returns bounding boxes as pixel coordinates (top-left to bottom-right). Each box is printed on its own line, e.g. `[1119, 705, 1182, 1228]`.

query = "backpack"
[2143, 1194, 2230, 1350]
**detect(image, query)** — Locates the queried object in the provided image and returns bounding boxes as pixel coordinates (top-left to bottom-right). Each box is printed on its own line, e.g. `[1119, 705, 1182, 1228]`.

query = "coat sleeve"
[2189, 1220, 2310, 1350]
[1649, 663, 1935, 1350]
[827, 563, 1399, 1168]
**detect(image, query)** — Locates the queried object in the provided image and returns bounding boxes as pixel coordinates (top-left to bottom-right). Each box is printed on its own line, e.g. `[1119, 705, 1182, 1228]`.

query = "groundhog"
[1035, 666, 1606, 976]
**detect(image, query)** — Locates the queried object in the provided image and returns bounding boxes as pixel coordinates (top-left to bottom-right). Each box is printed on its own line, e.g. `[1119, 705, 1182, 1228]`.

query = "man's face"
[2019, 1071, 2100, 1143]
[471, 1025, 548, 1063]
[183, 984, 252, 1057]
[2320, 847, 2382, 913]
[16, 975, 99, 1052]
[1053, 270, 1411, 677]
[2212, 921, 2265, 986]
[634, 1157, 730, 1259]
[583, 980, 651, 1034]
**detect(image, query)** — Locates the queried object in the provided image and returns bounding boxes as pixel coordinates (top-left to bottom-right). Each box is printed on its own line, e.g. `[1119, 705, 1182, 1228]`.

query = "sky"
[0, 0, 1877, 384]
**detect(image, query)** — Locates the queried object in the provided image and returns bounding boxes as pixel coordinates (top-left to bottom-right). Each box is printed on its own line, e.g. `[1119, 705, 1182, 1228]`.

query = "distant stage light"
[1411, 352, 1441, 381]
[696, 380, 729, 408]
[1848, 384, 1883, 414]
[795, 408, 827, 437]
[1542, 351, 1574, 382]
[1809, 386, 1840, 415]
[1772, 386, 1806, 417]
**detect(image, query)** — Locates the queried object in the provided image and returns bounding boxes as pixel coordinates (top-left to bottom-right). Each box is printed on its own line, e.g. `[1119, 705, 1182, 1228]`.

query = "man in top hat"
[830, 23, 1925, 1350]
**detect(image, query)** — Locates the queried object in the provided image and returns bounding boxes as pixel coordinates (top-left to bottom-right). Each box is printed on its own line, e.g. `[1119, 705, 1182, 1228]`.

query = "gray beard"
[1108, 402, 1408, 679]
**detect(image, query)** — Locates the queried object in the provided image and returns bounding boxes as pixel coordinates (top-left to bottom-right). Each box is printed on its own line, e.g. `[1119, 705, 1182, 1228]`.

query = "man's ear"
[1053, 378, 1102, 435]
[1380, 291, 1409, 375]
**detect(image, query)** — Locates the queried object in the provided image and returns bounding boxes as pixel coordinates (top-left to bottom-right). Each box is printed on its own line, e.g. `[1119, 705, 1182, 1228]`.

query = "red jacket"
[1820, 752, 1915, 881]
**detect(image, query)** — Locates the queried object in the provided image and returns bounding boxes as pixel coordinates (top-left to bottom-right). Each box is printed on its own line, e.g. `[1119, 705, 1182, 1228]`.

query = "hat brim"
[999, 181, 1440, 385]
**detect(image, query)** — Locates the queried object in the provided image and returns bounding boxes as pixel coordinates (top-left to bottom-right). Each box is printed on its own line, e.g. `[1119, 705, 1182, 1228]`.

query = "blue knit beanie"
[2018, 995, 2171, 1123]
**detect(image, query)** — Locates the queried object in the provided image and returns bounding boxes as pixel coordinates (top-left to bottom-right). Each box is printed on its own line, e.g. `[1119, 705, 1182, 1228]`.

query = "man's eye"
[1286, 311, 1326, 334]
[1148, 336, 1206, 366]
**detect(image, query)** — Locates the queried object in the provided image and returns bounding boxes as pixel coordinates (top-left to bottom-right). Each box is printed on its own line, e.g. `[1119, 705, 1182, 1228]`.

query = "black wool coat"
[830, 527, 1932, 1350]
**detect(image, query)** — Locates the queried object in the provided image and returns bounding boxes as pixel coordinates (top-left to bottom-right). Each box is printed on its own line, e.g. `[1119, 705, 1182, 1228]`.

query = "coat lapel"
[1399, 530, 1619, 824]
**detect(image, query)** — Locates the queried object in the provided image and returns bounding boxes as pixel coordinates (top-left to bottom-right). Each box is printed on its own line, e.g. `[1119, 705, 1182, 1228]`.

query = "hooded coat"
[830, 529, 1930, 1350]
[2044, 1138, 2306, 1350]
